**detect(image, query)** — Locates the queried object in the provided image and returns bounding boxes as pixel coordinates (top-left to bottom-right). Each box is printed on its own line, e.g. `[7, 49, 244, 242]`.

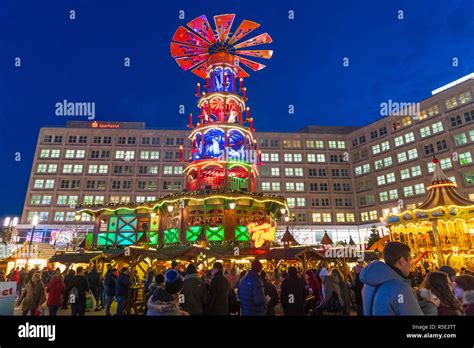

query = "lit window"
[34, 180, 44, 188]
[403, 186, 414, 197]
[51, 150, 60, 158]
[432, 122, 444, 134]
[271, 168, 280, 176]
[459, 92, 471, 104]
[163, 166, 173, 174]
[394, 136, 404, 147]
[37, 164, 47, 173]
[57, 196, 67, 204]
[445, 97, 458, 109]
[407, 148, 418, 160]
[65, 150, 75, 158]
[411, 165, 422, 177]
[54, 212, 64, 222]
[98, 165, 108, 174]
[261, 182, 270, 191]
[88, 165, 98, 174]
[460, 152, 473, 165]
[389, 189, 398, 200]
[76, 150, 85, 158]
[400, 168, 410, 180]
[404, 132, 415, 143]
[270, 153, 279, 162]
[40, 149, 50, 158]
[414, 183, 425, 195]
[397, 152, 407, 163]
[30, 195, 41, 204]
[63, 165, 72, 173]
[386, 173, 396, 183]
[48, 164, 57, 173]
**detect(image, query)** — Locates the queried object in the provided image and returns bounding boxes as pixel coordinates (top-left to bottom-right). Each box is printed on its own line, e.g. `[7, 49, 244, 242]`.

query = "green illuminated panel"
[108, 216, 118, 232]
[86, 232, 94, 248]
[147, 231, 158, 245]
[206, 225, 224, 241]
[186, 225, 202, 241]
[235, 226, 250, 241]
[164, 228, 179, 244]
[97, 232, 116, 246]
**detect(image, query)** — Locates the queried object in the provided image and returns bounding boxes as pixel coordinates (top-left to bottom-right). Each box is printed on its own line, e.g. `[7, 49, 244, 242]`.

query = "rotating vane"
[170, 14, 273, 79]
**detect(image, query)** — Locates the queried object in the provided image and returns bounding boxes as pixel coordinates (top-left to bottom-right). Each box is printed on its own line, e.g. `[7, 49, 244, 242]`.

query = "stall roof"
[49, 251, 105, 264]
[257, 246, 325, 261]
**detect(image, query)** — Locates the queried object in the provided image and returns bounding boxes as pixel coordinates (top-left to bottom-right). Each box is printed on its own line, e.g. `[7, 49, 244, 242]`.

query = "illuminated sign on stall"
[247, 222, 275, 247]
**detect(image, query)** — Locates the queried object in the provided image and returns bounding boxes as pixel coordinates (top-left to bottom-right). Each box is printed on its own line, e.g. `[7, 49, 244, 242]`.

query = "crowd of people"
[1, 241, 473, 316]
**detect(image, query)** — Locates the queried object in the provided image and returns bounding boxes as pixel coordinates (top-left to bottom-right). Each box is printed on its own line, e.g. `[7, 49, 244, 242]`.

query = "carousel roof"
[416, 158, 473, 210]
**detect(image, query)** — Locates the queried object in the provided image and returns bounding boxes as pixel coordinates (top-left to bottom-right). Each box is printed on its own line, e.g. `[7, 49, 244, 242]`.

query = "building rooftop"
[297, 125, 361, 134]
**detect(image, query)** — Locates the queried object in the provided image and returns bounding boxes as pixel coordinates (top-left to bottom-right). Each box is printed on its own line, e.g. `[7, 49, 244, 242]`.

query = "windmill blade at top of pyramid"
[227, 20, 261, 46]
[233, 33, 272, 49]
[234, 65, 250, 79]
[170, 42, 208, 58]
[171, 26, 211, 48]
[175, 54, 210, 71]
[187, 15, 217, 45]
[235, 56, 266, 71]
[235, 50, 273, 59]
[213, 14, 236, 44]
[191, 63, 209, 79]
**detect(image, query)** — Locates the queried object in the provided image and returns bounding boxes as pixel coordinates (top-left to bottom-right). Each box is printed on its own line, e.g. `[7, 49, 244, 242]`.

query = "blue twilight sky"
[0, 0, 473, 218]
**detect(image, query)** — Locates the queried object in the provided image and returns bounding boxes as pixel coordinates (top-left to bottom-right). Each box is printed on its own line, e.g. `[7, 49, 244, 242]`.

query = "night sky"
[1, 0, 473, 218]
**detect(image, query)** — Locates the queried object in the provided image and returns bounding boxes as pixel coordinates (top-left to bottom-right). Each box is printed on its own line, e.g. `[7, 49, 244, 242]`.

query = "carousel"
[384, 158, 474, 269]
[77, 14, 288, 252]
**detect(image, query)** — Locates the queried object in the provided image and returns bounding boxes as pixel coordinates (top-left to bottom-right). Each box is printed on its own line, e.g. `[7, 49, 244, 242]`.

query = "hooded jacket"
[360, 261, 424, 316]
[147, 287, 185, 316]
[181, 273, 209, 315]
[316, 275, 344, 312]
[46, 275, 65, 306]
[238, 270, 266, 316]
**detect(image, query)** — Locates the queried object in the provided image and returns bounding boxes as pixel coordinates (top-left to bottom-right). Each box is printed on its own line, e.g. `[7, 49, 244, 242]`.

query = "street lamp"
[26, 215, 39, 269]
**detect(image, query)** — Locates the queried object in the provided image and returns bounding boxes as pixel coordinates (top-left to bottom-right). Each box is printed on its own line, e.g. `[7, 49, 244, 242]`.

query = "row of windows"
[36, 164, 182, 175]
[33, 176, 184, 190]
[43, 135, 185, 146]
[260, 182, 352, 192]
[39, 149, 180, 161]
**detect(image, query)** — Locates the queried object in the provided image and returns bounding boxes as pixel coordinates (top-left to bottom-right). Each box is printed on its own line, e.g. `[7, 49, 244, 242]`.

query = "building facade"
[18, 75, 474, 246]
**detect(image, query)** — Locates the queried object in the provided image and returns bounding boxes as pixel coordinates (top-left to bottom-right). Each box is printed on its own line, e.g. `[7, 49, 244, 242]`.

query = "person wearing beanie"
[147, 269, 188, 316]
[238, 260, 267, 315]
[207, 262, 231, 315]
[280, 266, 307, 315]
[180, 264, 209, 315]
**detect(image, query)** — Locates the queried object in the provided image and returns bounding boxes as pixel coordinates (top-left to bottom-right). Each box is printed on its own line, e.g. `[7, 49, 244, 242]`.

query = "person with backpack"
[70, 267, 90, 316]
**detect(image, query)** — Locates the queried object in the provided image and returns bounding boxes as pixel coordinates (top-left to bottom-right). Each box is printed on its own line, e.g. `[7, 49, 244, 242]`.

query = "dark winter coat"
[70, 275, 90, 305]
[207, 271, 230, 315]
[280, 274, 307, 316]
[352, 273, 364, 306]
[262, 279, 279, 316]
[115, 272, 130, 297]
[105, 272, 117, 296]
[360, 261, 424, 315]
[238, 270, 266, 316]
[46, 276, 65, 306]
[181, 273, 209, 315]
[87, 268, 100, 290]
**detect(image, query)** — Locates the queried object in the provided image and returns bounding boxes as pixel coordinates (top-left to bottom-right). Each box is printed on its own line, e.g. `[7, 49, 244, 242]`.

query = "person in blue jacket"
[361, 241, 432, 316]
[238, 260, 267, 315]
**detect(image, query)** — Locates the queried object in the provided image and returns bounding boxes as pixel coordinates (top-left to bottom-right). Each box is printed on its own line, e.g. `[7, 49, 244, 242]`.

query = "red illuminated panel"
[234, 33, 273, 49]
[235, 56, 266, 71]
[175, 54, 209, 71]
[187, 15, 217, 45]
[214, 14, 235, 44]
[170, 42, 208, 58]
[172, 26, 211, 48]
[191, 63, 209, 79]
[235, 49, 273, 59]
[227, 20, 260, 46]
